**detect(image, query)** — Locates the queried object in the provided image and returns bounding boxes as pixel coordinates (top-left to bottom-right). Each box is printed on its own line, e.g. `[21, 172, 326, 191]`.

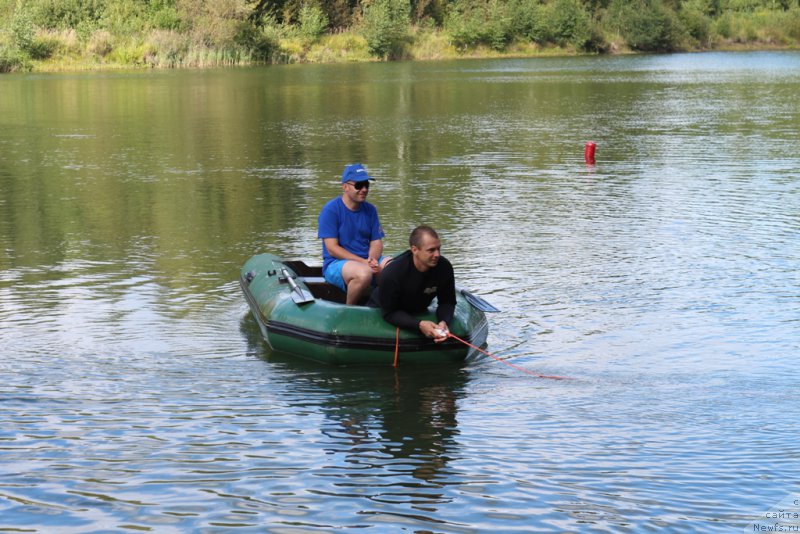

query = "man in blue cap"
[318, 163, 391, 305]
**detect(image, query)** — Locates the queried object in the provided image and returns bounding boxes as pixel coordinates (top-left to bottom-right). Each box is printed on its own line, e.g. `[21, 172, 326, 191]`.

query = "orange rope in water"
[447, 332, 569, 381]
[393, 326, 400, 367]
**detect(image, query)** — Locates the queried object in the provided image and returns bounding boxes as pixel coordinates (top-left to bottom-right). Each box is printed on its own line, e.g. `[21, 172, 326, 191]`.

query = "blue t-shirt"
[318, 197, 385, 271]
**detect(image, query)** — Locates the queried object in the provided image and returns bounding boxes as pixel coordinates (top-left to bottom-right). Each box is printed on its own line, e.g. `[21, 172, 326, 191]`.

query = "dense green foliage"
[362, 0, 410, 57]
[0, 0, 799, 71]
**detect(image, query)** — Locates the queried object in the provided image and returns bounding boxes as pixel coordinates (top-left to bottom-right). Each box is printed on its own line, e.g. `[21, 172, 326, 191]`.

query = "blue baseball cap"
[341, 163, 375, 183]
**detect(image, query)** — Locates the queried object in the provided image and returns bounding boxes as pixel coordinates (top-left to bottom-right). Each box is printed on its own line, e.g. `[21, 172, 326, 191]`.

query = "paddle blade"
[281, 268, 315, 305]
[290, 287, 315, 304]
[461, 289, 500, 313]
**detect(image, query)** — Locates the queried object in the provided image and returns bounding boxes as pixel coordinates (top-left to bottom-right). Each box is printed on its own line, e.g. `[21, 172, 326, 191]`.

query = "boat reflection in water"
[242, 313, 470, 511]
[317, 364, 466, 485]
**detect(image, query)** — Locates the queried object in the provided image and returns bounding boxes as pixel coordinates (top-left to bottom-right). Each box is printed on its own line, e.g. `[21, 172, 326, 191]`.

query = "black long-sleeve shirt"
[368, 250, 456, 331]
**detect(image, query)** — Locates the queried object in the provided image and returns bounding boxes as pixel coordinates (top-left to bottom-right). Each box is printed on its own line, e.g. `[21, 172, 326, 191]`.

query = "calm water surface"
[1, 51, 799, 532]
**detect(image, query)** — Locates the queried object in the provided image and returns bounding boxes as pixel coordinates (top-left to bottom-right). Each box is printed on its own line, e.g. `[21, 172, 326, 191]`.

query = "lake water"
[1, 51, 799, 532]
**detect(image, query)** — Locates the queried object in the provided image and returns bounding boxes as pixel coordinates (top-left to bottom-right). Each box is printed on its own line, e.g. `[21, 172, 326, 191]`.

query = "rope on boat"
[446, 332, 570, 381]
[391, 326, 568, 380]
[393, 326, 400, 367]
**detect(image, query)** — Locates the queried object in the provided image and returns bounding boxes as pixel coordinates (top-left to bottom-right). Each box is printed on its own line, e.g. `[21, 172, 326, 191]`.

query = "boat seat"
[284, 262, 372, 305]
[302, 277, 347, 303]
[298, 277, 326, 284]
[301, 277, 373, 305]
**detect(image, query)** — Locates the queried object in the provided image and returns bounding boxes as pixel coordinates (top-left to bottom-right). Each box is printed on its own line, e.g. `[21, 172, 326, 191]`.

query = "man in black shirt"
[368, 226, 456, 342]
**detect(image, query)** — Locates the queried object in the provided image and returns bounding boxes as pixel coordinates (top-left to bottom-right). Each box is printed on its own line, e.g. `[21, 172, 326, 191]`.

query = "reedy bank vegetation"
[1, 0, 799, 72]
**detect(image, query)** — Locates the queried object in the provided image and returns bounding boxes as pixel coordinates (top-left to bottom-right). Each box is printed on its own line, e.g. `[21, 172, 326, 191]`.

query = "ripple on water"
[2, 54, 800, 532]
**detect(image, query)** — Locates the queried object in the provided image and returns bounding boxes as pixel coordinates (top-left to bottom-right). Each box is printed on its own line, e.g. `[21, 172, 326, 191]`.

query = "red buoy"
[584, 141, 596, 164]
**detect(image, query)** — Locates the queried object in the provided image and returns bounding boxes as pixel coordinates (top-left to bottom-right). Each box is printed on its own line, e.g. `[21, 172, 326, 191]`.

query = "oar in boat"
[458, 287, 500, 313]
[281, 268, 315, 304]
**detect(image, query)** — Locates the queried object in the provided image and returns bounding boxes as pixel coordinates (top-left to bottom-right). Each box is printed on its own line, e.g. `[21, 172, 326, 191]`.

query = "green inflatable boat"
[239, 253, 493, 365]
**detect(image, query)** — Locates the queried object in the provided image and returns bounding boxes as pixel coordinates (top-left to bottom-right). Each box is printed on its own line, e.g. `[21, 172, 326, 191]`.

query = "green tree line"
[2, 0, 799, 72]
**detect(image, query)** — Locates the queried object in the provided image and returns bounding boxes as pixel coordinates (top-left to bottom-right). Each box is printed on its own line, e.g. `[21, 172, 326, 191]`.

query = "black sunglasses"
[348, 181, 370, 190]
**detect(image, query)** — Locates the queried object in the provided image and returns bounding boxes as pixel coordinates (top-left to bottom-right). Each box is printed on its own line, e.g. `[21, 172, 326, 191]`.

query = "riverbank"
[7, 34, 800, 74]
[4, 0, 800, 73]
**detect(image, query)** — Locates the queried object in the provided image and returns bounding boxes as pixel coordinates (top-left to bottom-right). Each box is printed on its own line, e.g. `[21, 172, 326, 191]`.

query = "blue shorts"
[323, 257, 385, 292]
